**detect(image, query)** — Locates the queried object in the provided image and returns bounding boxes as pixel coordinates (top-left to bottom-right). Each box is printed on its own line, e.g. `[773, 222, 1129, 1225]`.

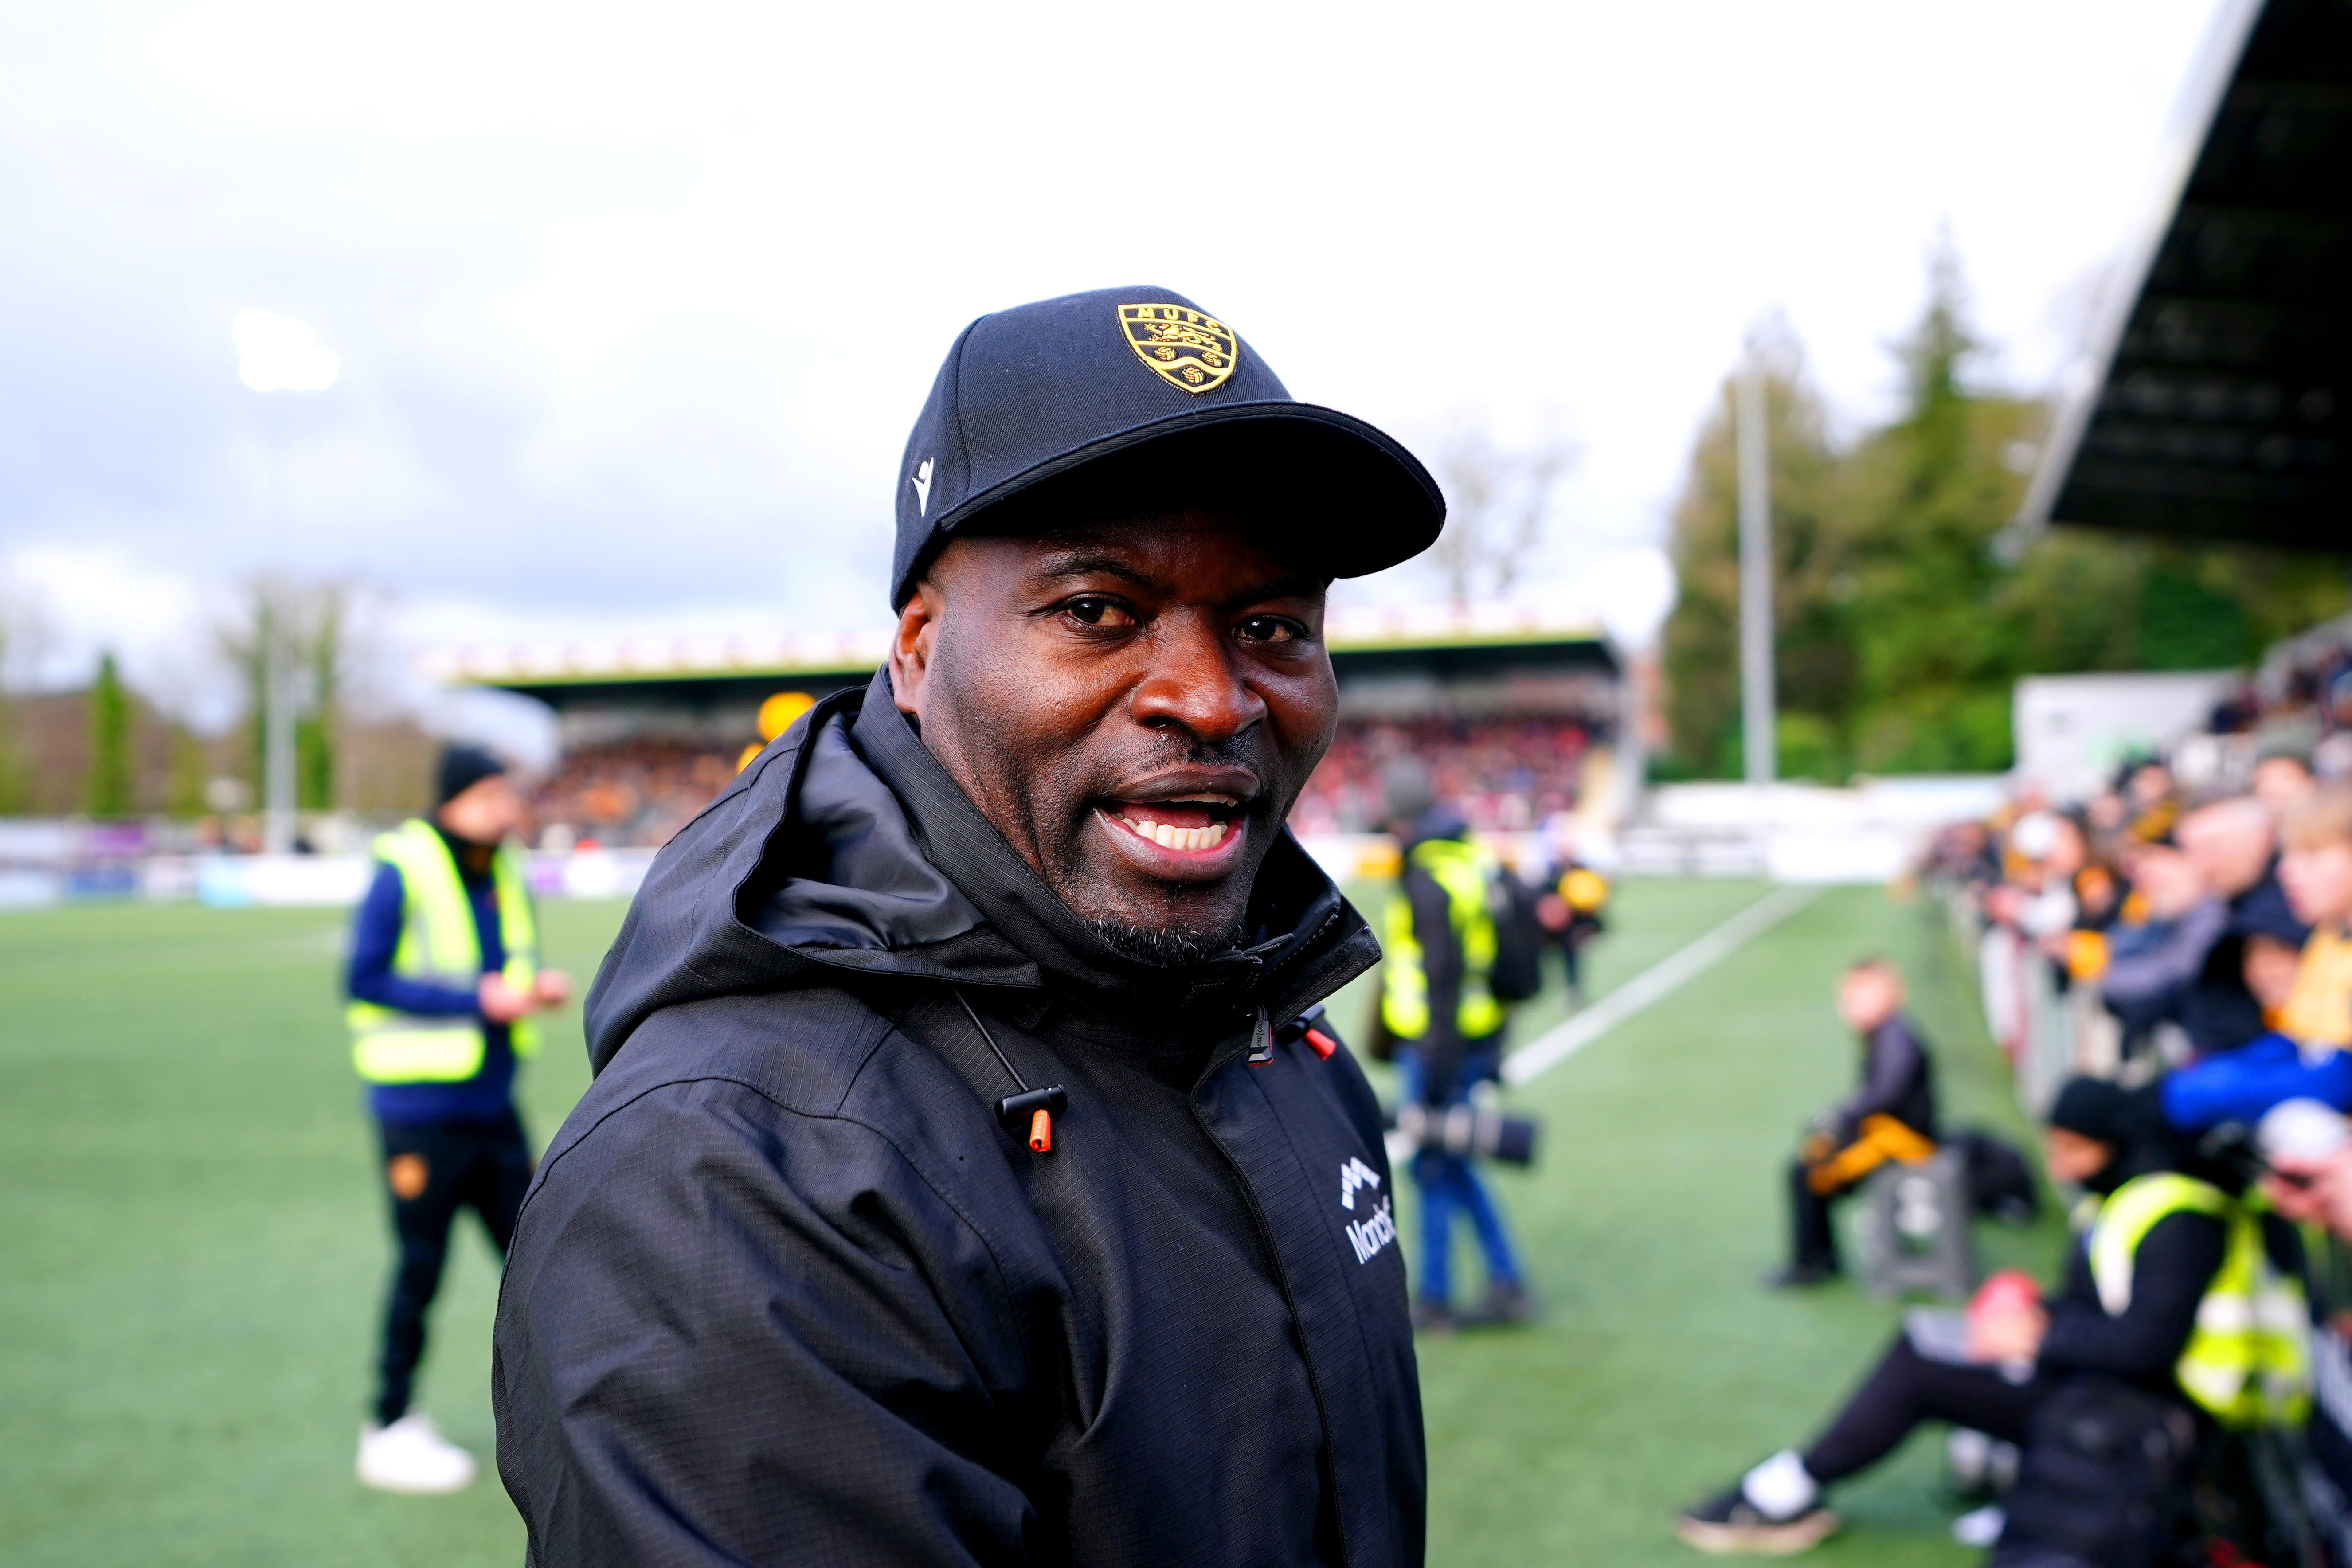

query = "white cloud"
[0, 0, 2233, 688]
[233, 309, 339, 393]
[3, 544, 225, 712]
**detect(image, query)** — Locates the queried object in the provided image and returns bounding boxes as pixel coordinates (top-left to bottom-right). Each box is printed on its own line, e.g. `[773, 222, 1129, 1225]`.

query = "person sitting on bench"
[1769, 957, 1937, 1289]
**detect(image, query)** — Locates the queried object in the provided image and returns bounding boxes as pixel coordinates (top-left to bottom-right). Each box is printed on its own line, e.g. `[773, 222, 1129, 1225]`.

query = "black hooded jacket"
[491, 672, 1423, 1568]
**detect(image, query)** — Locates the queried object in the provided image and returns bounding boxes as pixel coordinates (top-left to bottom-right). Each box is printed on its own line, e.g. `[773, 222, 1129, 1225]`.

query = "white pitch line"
[1502, 884, 1824, 1087]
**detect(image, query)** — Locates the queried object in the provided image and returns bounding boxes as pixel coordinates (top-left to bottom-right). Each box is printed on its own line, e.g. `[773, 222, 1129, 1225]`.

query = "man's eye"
[1237, 615, 1303, 645]
[1063, 597, 1135, 628]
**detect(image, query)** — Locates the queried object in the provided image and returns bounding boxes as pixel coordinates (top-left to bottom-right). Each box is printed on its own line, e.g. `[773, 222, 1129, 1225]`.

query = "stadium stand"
[530, 739, 740, 850]
[1288, 715, 1595, 835]
[436, 608, 1632, 849]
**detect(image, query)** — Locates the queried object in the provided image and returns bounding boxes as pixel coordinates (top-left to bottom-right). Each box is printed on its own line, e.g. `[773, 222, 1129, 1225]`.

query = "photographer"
[1380, 762, 1530, 1334]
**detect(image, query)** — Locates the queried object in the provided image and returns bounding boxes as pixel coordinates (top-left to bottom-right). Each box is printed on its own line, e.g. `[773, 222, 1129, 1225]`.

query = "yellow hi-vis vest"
[347, 818, 540, 1084]
[1381, 837, 1506, 1042]
[2087, 1171, 2311, 1430]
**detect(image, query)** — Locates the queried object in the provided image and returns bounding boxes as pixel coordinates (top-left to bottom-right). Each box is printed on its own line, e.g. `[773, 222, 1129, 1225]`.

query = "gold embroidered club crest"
[1116, 304, 1239, 394]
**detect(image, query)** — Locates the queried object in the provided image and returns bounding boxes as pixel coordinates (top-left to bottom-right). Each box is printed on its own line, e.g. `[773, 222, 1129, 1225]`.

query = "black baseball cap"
[889, 285, 1444, 608]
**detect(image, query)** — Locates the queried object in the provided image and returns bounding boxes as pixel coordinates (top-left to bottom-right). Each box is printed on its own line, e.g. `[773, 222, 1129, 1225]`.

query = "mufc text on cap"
[1115, 303, 1239, 394]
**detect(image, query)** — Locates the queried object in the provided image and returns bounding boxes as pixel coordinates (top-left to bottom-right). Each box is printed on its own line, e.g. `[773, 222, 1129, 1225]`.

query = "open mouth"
[1104, 794, 1243, 854]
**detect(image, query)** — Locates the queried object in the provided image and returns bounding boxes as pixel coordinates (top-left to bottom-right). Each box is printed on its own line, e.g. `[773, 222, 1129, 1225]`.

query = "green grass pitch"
[0, 880, 2062, 1565]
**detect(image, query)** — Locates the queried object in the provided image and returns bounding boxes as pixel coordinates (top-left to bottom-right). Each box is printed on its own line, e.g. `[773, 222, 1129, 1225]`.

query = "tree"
[1836, 244, 2043, 772]
[0, 575, 51, 813]
[298, 588, 341, 810]
[1660, 243, 2350, 779]
[85, 650, 133, 817]
[1659, 324, 1849, 779]
[220, 578, 350, 812]
[1424, 419, 1578, 604]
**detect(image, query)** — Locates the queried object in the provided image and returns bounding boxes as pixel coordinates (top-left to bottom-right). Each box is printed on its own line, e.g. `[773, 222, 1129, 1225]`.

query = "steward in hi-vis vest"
[2086, 1170, 2310, 1430]
[1677, 1074, 2303, 1560]
[1381, 834, 1505, 1051]
[348, 818, 541, 1083]
[1378, 764, 1530, 1335]
[344, 745, 571, 1497]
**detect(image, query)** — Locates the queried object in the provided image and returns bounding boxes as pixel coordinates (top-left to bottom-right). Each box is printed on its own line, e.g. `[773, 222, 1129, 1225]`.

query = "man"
[1683, 1077, 2307, 1557]
[2175, 792, 2309, 1053]
[493, 287, 1443, 1566]
[2252, 744, 2318, 817]
[348, 744, 571, 1493]
[2159, 782, 2352, 1133]
[2254, 1100, 2352, 1567]
[1769, 958, 1937, 1289]
[1533, 816, 1608, 1009]
[1379, 761, 1530, 1333]
[2123, 758, 2183, 845]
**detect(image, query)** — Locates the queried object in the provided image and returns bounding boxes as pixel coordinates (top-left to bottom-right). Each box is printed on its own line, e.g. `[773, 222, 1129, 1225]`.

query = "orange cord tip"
[1303, 1028, 1338, 1059]
[1027, 1107, 1053, 1153]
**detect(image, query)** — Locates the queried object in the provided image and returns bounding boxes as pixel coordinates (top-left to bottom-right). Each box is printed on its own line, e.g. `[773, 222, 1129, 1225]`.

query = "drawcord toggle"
[954, 989, 1068, 1155]
[1269, 1003, 1341, 1062]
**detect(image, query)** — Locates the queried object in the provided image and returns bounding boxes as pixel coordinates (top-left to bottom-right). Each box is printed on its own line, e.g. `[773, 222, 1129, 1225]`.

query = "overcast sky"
[0, 0, 2233, 723]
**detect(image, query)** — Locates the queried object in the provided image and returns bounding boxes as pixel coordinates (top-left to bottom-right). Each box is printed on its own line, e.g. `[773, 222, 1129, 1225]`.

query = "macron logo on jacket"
[1339, 1156, 1397, 1266]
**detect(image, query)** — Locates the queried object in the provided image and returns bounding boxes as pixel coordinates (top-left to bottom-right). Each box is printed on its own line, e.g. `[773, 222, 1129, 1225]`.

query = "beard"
[1081, 915, 1247, 969]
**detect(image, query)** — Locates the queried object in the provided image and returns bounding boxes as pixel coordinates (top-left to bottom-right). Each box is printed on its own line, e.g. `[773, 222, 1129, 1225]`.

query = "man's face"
[2178, 798, 2274, 896]
[890, 510, 1335, 962]
[2282, 840, 2352, 930]
[2044, 1128, 2114, 1186]
[2254, 756, 2317, 814]
[2243, 934, 2303, 1013]
[2125, 842, 2206, 919]
[1836, 968, 1901, 1032]
[438, 774, 524, 844]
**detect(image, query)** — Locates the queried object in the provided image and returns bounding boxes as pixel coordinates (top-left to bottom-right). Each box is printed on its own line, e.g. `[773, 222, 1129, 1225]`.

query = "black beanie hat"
[2048, 1077, 2133, 1144]
[434, 743, 508, 806]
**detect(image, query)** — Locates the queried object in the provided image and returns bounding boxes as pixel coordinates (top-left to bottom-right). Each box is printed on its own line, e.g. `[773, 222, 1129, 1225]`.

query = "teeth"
[1122, 817, 1230, 852]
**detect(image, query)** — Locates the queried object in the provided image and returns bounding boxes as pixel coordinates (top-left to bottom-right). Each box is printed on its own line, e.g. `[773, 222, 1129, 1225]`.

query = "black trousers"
[1788, 1160, 1853, 1271]
[373, 1112, 532, 1426]
[1802, 1333, 2049, 1483]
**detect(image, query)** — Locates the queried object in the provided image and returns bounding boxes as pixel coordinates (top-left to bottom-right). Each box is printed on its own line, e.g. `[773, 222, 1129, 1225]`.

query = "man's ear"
[891, 580, 945, 721]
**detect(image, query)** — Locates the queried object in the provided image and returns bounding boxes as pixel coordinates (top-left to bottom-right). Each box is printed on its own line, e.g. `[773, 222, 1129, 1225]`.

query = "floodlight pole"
[258, 399, 298, 856]
[238, 313, 338, 854]
[263, 589, 298, 855]
[1736, 359, 1777, 801]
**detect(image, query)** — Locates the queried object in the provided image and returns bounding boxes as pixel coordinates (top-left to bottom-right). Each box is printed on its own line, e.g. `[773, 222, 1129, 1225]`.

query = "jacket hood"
[583, 669, 1376, 1073]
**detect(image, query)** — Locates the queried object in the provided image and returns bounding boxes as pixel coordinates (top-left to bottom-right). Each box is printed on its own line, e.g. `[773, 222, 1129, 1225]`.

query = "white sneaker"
[356, 1412, 477, 1494]
[1952, 1504, 2006, 1548]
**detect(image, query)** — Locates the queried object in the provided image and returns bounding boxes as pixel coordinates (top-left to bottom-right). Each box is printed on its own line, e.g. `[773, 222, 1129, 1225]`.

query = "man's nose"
[1131, 613, 1264, 743]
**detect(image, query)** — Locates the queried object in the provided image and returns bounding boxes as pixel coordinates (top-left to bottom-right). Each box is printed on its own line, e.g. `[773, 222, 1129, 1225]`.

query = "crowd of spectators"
[528, 740, 739, 850]
[2199, 613, 2352, 778]
[1917, 739, 2352, 1560]
[529, 713, 1604, 848]
[1927, 743, 2337, 1075]
[1288, 715, 1597, 835]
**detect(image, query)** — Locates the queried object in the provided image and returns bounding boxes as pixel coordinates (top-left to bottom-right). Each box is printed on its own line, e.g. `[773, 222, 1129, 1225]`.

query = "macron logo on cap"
[910, 458, 933, 516]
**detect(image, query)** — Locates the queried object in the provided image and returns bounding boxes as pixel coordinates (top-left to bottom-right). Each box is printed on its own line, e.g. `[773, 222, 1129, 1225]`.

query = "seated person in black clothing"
[1768, 958, 1938, 1288]
[1679, 1078, 2257, 1556]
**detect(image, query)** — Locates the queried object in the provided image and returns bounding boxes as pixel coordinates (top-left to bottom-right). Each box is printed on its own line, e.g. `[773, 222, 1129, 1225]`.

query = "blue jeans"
[1398, 1047, 1522, 1306]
